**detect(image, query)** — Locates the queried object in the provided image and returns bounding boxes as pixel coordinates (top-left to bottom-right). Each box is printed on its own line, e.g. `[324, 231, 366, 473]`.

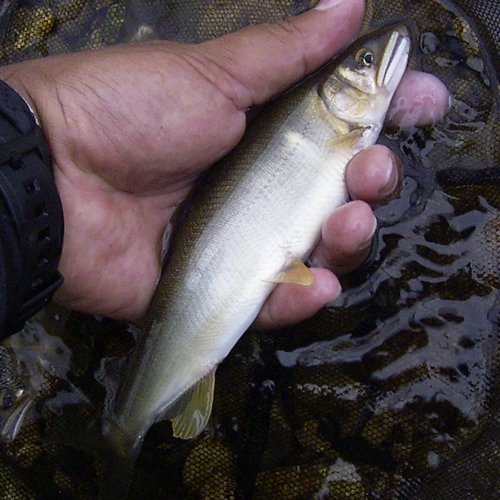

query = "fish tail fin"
[94, 354, 147, 498]
[98, 418, 142, 500]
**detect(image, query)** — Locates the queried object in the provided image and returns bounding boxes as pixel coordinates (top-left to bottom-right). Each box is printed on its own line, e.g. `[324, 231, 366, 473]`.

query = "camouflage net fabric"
[0, 0, 499, 498]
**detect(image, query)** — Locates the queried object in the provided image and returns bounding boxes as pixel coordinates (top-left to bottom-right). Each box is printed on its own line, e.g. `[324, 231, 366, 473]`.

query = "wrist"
[0, 79, 64, 336]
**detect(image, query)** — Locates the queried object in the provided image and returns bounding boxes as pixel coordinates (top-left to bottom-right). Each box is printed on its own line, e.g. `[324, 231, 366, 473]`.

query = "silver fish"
[103, 23, 410, 469]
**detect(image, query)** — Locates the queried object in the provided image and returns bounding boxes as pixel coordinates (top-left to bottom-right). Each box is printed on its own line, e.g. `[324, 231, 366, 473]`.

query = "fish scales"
[125, 95, 353, 438]
[102, 24, 410, 494]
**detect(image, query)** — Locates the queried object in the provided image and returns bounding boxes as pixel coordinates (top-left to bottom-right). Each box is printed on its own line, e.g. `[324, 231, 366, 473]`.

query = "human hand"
[0, 0, 449, 327]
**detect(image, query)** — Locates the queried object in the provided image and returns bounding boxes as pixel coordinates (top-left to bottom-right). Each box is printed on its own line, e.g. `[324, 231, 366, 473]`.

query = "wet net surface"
[0, 0, 499, 498]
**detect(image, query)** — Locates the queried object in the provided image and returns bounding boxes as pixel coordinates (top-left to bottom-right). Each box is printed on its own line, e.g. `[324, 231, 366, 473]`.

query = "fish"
[101, 23, 410, 494]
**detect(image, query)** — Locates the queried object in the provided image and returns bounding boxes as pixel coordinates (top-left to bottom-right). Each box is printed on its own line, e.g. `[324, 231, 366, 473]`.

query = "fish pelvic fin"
[169, 371, 215, 440]
[267, 256, 314, 286]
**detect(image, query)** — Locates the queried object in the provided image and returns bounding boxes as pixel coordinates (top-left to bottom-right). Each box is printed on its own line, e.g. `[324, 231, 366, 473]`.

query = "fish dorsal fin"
[169, 371, 216, 439]
[267, 256, 314, 286]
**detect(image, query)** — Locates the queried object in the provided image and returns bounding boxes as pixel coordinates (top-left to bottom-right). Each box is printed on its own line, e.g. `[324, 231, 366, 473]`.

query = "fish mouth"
[377, 24, 410, 91]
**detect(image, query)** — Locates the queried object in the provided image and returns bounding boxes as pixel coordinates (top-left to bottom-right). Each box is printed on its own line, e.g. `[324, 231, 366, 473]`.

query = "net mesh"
[0, 0, 499, 498]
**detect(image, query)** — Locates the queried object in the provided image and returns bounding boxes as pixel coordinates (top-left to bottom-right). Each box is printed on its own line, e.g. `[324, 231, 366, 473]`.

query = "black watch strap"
[0, 80, 64, 337]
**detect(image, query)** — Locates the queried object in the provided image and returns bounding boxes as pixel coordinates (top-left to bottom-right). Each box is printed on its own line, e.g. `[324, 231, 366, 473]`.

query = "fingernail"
[357, 214, 377, 252]
[314, 0, 346, 10]
[378, 155, 403, 198]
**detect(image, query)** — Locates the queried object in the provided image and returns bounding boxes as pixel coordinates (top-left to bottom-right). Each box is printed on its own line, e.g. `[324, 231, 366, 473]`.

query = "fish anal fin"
[268, 257, 314, 286]
[169, 371, 215, 440]
[327, 127, 368, 149]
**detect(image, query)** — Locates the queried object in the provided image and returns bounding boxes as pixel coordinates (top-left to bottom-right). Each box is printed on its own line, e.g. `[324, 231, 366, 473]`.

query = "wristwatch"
[0, 80, 64, 337]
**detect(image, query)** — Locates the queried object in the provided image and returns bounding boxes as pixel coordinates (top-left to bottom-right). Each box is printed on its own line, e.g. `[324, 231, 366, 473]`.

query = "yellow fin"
[170, 371, 215, 439]
[268, 257, 314, 286]
[327, 127, 367, 149]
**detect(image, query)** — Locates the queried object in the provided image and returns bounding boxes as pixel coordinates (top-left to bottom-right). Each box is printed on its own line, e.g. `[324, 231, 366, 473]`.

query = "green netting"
[0, 0, 498, 498]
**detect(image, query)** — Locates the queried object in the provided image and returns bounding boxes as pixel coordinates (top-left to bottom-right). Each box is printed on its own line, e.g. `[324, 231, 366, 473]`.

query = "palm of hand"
[47, 44, 250, 320]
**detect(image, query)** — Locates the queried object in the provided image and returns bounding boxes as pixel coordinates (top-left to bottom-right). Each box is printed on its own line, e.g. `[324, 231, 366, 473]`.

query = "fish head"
[319, 24, 410, 127]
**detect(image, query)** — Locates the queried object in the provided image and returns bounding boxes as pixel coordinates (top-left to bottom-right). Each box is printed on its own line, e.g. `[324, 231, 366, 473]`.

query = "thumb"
[191, 0, 365, 110]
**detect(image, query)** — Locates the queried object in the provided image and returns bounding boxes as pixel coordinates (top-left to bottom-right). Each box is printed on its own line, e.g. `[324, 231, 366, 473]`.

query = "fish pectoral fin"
[169, 371, 216, 440]
[267, 257, 314, 286]
[327, 127, 368, 149]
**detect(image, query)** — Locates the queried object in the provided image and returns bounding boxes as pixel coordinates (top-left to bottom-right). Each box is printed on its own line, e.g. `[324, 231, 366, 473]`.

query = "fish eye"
[356, 48, 374, 67]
